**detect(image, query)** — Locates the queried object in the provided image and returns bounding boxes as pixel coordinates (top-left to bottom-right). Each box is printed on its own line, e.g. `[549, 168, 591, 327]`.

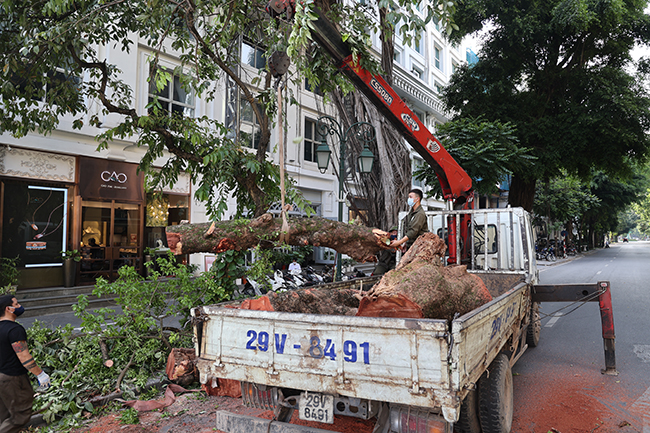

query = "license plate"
[299, 392, 334, 424]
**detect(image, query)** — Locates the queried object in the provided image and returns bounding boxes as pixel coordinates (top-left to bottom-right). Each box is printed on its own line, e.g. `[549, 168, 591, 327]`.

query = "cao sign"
[79, 157, 143, 201]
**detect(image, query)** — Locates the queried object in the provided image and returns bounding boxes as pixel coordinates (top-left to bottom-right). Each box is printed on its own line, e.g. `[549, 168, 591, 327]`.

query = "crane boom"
[297, 6, 473, 204]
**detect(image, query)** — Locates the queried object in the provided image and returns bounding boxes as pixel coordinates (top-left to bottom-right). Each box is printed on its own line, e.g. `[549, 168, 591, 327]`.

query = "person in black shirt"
[0, 295, 50, 433]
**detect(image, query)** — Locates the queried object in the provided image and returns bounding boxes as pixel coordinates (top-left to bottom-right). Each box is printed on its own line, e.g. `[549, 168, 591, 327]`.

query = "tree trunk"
[166, 214, 391, 263]
[508, 174, 536, 212]
[326, 6, 411, 231]
[330, 91, 412, 231]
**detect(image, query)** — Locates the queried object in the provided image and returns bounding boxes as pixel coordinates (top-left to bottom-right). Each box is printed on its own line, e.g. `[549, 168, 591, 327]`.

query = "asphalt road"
[512, 242, 650, 432]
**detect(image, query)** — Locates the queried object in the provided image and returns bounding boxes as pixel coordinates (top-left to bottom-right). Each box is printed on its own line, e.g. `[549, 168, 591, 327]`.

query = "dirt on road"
[69, 391, 375, 433]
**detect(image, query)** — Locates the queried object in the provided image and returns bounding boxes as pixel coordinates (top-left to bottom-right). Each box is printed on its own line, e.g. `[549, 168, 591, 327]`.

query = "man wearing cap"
[374, 226, 398, 275]
[0, 295, 50, 433]
[390, 188, 428, 251]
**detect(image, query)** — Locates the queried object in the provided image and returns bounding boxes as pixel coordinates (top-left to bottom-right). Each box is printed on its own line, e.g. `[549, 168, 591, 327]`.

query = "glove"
[36, 371, 51, 389]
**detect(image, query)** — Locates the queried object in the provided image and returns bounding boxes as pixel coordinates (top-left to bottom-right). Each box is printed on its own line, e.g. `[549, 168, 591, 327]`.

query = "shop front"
[77, 157, 146, 284]
[1, 147, 76, 288]
[1, 148, 192, 288]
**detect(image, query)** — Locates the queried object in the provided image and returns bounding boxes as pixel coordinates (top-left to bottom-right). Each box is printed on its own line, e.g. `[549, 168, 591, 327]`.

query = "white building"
[0, 15, 472, 288]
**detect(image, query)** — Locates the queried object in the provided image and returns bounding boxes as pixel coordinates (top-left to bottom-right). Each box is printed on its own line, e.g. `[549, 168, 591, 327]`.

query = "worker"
[390, 188, 428, 251]
[0, 295, 51, 433]
[374, 226, 398, 275]
[288, 258, 302, 274]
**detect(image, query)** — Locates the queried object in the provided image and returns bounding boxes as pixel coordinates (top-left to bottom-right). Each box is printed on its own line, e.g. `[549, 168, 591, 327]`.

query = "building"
[0, 12, 473, 289]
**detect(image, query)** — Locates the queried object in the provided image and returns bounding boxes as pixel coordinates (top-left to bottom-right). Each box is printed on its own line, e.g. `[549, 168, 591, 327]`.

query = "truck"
[190, 5, 617, 433]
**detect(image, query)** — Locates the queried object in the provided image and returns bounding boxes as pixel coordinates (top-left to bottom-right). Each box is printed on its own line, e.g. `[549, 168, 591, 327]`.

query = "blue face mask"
[407, 197, 415, 207]
[12, 306, 24, 317]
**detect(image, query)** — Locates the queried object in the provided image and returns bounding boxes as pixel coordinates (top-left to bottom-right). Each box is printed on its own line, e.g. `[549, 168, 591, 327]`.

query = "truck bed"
[193, 273, 531, 423]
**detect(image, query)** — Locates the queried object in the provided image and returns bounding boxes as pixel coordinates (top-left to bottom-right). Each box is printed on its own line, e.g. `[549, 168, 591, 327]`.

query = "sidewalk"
[17, 304, 182, 331]
[536, 248, 597, 267]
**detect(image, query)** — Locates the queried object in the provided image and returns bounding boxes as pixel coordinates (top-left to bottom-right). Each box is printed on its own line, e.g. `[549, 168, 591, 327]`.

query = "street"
[512, 242, 650, 432]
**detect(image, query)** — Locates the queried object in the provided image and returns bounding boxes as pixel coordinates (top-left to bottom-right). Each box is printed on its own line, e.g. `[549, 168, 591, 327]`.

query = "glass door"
[80, 201, 141, 284]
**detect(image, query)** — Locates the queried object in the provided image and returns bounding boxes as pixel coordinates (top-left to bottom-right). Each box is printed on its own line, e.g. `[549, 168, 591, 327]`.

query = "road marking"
[596, 270, 602, 275]
[630, 385, 650, 432]
[544, 313, 564, 328]
[634, 345, 650, 363]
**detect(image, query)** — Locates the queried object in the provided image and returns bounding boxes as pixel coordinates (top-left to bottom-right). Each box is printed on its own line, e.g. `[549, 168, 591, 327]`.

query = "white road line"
[634, 345, 650, 363]
[544, 313, 564, 328]
[596, 270, 602, 275]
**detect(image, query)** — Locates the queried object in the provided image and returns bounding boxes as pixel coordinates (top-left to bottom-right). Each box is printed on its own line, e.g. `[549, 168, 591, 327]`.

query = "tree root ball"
[358, 232, 492, 321]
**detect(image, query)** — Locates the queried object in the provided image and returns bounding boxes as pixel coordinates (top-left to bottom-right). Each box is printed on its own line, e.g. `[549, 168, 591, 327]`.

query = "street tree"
[414, 116, 534, 199]
[533, 173, 599, 244]
[1, 0, 456, 245]
[583, 170, 648, 245]
[443, 0, 650, 211]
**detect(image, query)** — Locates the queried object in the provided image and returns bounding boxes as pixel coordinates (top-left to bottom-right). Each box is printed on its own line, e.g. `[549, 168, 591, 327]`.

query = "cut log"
[166, 214, 392, 263]
[166, 348, 198, 386]
[358, 232, 492, 321]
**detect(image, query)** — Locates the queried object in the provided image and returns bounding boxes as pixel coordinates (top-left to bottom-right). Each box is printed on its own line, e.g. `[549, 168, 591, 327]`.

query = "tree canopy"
[0, 0, 454, 224]
[443, 0, 650, 211]
[533, 168, 648, 245]
[415, 116, 535, 198]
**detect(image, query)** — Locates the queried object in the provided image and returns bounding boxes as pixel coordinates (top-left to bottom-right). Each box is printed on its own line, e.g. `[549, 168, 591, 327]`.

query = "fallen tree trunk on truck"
[165, 214, 391, 263]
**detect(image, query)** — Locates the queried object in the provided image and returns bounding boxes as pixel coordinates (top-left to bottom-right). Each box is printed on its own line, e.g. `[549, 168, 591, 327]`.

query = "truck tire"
[526, 302, 541, 348]
[455, 388, 481, 433]
[478, 353, 513, 433]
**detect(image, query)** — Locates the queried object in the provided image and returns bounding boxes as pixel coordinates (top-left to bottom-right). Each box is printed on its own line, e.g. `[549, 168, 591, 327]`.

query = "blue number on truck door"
[246, 330, 370, 364]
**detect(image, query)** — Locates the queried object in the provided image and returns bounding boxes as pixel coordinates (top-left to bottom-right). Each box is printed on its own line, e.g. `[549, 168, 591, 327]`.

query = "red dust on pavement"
[511, 361, 644, 433]
[71, 392, 375, 433]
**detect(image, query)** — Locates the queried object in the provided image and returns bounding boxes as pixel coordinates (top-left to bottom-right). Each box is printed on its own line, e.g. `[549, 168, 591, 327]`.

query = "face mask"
[12, 306, 24, 317]
[407, 198, 415, 207]
[390, 234, 397, 240]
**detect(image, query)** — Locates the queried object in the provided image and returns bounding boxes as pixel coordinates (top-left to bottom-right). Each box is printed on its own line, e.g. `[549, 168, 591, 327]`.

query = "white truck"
[191, 207, 615, 433]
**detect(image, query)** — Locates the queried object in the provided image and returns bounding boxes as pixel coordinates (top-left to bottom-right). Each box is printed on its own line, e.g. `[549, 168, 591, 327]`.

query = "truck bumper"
[216, 411, 344, 433]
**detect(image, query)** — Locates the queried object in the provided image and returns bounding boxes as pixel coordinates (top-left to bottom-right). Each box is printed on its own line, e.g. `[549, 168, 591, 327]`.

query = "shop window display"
[1, 181, 69, 268]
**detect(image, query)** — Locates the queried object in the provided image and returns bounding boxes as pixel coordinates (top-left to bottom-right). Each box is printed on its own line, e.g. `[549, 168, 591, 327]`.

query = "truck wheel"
[478, 353, 513, 433]
[526, 302, 541, 348]
[455, 388, 481, 433]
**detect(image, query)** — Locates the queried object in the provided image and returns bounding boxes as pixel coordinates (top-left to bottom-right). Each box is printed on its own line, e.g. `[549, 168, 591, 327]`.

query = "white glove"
[37, 371, 51, 389]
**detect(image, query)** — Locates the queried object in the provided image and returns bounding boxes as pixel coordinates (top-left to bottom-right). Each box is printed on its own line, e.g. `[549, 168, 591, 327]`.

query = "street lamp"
[315, 114, 376, 281]
[315, 139, 332, 174]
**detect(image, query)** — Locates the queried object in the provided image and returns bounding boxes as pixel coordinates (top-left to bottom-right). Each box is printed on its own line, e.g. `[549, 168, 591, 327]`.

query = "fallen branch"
[115, 353, 135, 392]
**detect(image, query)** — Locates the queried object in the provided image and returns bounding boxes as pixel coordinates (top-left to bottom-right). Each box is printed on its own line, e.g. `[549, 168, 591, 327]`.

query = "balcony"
[392, 64, 449, 124]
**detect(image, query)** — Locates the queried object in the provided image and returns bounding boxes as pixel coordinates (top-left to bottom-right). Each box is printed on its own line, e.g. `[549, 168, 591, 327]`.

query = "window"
[241, 41, 266, 70]
[411, 66, 424, 80]
[434, 81, 443, 94]
[148, 67, 195, 118]
[240, 95, 261, 149]
[412, 157, 426, 187]
[13, 63, 82, 107]
[305, 79, 323, 96]
[304, 118, 325, 163]
[394, 50, 401, 64]
[452, 60, 458, 75]
[414, 33, 424, 54]
[433, 17, 440, 31]
[434, 46, 441, 70]
[474, 224, 498, 254]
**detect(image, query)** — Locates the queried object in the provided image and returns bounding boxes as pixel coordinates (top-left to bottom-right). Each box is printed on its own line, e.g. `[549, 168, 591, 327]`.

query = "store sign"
[79, 157, 143, 201]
